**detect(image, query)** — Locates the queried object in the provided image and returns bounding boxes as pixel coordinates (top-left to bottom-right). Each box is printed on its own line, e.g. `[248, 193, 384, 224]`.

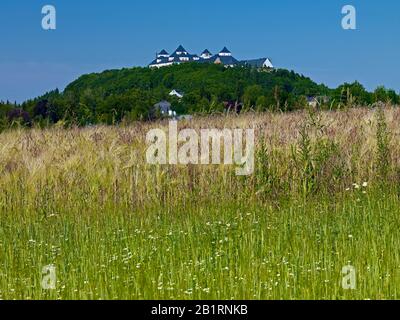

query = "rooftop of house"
[173, 45, 188, 54]
[241, 58, 273, 68]
[208, 55, 239, 66]
[220, 47, 231, 54]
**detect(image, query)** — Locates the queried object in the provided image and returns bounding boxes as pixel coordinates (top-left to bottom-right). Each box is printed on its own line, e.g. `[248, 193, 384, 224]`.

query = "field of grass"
[1, 106, 400, 300]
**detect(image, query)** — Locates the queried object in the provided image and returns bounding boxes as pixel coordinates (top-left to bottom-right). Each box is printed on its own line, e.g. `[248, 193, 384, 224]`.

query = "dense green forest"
[0, 63, 399, 127]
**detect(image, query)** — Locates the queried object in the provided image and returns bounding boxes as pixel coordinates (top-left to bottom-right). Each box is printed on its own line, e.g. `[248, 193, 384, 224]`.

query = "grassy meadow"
[1, 106, 400, 300]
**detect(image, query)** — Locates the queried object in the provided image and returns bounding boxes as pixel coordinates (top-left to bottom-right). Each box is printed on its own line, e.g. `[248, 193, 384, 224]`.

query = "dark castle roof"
[202, 49, 212, 55]
[219, 47, 231, 54]
[208, 55, 238, 65]
[174, 45, 187, 53]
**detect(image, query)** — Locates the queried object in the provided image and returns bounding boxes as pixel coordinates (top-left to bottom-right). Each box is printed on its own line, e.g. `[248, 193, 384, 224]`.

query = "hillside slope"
[51, 63, 329, 124]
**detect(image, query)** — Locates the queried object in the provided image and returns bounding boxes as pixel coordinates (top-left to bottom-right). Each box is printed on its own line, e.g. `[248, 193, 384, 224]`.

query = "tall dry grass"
[1, 106, 399, 209]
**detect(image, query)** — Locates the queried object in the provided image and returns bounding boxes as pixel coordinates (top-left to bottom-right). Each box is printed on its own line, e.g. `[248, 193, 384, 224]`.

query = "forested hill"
[65, 63, 328, 103]
[61, 63, 329, 122]
[1, 63, 398, 127]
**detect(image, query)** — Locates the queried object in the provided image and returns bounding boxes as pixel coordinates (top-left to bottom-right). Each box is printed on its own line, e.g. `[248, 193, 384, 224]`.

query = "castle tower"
[218, 47, 232, 57]
[200, 49, 212, 59]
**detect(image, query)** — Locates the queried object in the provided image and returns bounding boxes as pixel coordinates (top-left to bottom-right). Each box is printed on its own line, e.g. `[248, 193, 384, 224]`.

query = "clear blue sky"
[0, 0, 399, 102]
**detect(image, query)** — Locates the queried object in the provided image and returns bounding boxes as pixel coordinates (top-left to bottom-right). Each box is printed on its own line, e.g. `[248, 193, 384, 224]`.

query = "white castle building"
[149, 45, 273, 69]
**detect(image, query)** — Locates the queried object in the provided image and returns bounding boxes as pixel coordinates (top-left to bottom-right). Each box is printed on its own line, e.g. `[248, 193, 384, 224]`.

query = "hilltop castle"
[149, 45, 273, 69]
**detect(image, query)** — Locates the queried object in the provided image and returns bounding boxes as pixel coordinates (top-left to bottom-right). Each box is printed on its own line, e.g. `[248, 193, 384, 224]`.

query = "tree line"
[0, 63, 398, 128]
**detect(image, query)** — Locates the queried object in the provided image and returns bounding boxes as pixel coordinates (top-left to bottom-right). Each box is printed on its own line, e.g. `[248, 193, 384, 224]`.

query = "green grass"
[1, 187, 399, 300]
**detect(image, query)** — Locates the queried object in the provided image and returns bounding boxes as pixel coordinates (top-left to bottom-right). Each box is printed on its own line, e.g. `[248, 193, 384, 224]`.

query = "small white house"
[242, 58, 274, 69]
[153, 101, 172, 115]
[153, 101, 177, 118]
